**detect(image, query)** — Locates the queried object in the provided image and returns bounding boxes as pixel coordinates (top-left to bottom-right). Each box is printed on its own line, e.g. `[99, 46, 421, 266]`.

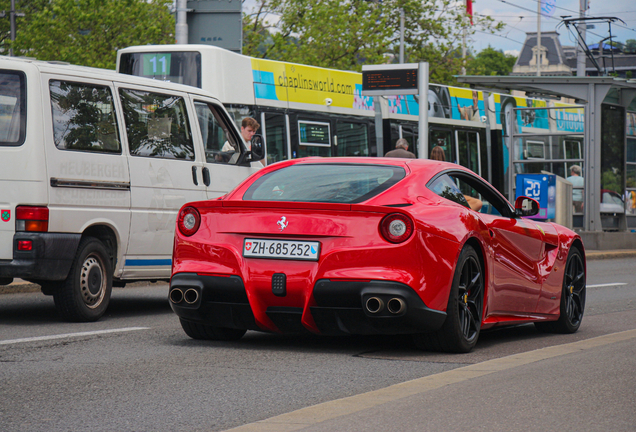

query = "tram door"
[261, 112, 289, 165]
[456, 129, 481, 176]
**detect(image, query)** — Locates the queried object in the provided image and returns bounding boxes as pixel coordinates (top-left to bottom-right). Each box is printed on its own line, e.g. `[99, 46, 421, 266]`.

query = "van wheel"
[53, 237, 112, 322]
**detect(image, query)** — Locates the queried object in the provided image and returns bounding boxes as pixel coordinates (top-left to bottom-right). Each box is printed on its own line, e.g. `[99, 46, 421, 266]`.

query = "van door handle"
[191, 166, 198, 186]
[202, 167, 211, 186]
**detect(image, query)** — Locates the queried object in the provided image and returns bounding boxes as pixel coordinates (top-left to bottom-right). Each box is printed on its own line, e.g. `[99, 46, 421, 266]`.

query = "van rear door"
[0, 68, 46, 262]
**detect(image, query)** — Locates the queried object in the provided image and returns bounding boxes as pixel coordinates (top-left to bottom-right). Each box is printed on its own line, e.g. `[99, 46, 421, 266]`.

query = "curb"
[585, 250, 636, 261]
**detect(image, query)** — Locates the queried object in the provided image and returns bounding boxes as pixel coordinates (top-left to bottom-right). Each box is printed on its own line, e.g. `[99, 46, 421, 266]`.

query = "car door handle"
[202, 167, 211, 187]
[489, 229, 495, 238]
[191, 166, 198, 186]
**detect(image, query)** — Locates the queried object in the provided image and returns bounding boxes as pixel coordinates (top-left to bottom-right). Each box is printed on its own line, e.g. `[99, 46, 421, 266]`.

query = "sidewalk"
[1, 249, 634, 295]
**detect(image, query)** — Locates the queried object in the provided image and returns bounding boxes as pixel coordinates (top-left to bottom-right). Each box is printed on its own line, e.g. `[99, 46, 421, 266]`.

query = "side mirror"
[249, 134, 264, 161]
[514, 196, 540, 217]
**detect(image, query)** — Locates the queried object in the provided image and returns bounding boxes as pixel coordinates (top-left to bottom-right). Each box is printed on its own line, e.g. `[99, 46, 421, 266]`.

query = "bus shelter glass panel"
[627, 115, 636, 222]
[336, 121, 369, 157]
[600, 105, 625, 223]
[297, 120, 331, 158]
[264, 113, 288, 164]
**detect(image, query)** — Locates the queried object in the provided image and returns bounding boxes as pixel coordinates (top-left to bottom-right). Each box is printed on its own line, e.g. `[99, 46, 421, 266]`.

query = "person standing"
[567, 165, 584, 213]
[385, 138, 415, 158]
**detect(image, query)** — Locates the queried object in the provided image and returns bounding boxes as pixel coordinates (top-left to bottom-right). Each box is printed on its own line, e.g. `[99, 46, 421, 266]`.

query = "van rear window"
[0, 71, 26, 146]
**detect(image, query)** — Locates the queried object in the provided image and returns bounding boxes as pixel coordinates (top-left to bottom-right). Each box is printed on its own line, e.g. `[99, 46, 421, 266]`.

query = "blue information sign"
[516, 174, 556, 220]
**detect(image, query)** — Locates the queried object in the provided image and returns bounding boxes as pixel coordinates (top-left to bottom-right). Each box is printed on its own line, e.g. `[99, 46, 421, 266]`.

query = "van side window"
[0, 71, 26, 146]
[50, 81, 121, 153]
[119, 89, 194, 161]
[194, 101, 241, 164]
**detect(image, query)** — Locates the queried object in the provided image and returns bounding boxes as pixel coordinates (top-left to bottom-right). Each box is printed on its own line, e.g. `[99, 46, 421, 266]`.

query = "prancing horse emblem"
[277, 216, 288, 231]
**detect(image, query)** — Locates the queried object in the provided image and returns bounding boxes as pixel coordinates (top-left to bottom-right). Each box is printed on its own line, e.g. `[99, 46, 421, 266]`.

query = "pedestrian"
[567, 165, 584, 213]
[385, 138, 415, 158]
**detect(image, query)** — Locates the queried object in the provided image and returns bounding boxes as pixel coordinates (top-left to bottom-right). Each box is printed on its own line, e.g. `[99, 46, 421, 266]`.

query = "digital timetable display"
[362, 67, 419, 95]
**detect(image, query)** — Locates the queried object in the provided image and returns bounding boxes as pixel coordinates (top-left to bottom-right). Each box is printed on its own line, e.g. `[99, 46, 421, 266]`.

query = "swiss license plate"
[243, 238, 320, 261]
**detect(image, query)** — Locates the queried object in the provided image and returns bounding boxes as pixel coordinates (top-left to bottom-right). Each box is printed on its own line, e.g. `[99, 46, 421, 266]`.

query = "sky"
[242, 0, 636, 57]
[472, 0, 636, 56]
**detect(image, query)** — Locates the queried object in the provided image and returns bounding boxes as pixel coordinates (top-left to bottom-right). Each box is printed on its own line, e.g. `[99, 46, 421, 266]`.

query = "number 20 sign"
[516, 174, 556, 220]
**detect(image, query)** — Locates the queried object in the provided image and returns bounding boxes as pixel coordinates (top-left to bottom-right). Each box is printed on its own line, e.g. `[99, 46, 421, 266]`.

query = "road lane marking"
[587, 283, 628, 288]
[223, 328, 636, 432]
[0, 327, 150, 346]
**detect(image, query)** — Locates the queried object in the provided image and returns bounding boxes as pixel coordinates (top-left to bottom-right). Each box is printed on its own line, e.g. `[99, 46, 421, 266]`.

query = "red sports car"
[169, 157, 586, 352]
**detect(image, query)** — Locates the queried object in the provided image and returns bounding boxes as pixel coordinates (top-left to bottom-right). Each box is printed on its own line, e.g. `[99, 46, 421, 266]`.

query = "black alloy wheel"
[536, 247, 586, 334]
[414, 245, 484, 353]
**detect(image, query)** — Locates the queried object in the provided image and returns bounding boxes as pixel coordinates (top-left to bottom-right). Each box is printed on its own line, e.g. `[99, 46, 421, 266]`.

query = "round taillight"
[177, 206, 201, 237]
[380, 213, 414, 244]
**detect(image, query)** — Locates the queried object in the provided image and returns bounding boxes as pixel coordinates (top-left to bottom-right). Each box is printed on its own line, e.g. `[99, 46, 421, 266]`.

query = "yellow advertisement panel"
[251, 59, 373, 110]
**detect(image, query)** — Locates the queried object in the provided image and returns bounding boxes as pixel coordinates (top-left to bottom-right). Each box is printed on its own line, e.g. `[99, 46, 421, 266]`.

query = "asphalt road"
[0, 257, 634, 432]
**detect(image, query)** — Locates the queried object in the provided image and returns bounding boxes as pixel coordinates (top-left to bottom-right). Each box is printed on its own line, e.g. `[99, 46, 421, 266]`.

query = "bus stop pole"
[418, 62, 429, 159]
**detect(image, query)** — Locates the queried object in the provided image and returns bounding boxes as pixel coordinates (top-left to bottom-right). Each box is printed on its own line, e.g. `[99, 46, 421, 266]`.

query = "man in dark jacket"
[385, 138, 415, 158]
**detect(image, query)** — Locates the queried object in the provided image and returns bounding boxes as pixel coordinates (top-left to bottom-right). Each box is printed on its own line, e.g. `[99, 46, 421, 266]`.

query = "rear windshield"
[244, 164, 406, 203]
[0, 71, 26, 146]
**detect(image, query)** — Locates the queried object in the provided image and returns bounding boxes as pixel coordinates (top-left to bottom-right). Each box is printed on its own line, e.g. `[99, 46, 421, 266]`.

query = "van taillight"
[16, 206, 49, 232]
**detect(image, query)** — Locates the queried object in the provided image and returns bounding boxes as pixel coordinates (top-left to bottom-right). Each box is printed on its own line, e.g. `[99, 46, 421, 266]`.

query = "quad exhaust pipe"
[170, 288, 199, 304]
[365, 296, 406, 315]
[365, 297, 384, 314]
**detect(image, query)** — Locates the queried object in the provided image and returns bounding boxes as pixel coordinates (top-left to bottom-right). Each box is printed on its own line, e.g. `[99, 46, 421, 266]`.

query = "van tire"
[53, 237, 113, 322]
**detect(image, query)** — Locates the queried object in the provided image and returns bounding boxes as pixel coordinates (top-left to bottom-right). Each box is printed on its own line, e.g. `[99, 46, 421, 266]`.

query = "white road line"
[0, 327, 150, 346]
[587, 283, 628, 288]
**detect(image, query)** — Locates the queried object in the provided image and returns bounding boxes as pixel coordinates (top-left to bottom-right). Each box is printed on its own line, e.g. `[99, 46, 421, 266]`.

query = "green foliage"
[2, 0, 174, 69]
[625, 39, 636, 54]
[467, 46, 517, 76]
[243, 0, 504, 86]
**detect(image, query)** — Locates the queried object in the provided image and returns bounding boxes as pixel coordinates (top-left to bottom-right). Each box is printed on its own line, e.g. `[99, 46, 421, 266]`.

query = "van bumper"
[0, 233, 81, 281]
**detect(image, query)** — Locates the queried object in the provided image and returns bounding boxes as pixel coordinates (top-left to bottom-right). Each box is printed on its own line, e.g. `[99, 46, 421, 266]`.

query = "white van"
[0, 56, 263, 321]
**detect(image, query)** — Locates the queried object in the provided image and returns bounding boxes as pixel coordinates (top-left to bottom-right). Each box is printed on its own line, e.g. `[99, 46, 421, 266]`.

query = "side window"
[0, 71, 26, 146]
[50, 80, 121, 153]
[119, 88, 194, 160]
[194, 101, 240, 164]
[428, 174, 470, 208]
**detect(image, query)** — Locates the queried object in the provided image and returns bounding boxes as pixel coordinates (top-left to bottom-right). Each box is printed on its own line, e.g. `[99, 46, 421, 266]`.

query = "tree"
[625, 39, 636, 54]
[468, 46, 517, 76]
[242, 0, 504, 85]
[4, 0, 174, 69]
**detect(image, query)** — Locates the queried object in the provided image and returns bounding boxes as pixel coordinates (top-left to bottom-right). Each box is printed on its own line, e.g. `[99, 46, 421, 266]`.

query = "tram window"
[264, 113, 288, 164]
[336, 121, 369, 156]
[225, 105, 257, 131]
[564, 139, 582, 159]
[523, 140, 546, 160]
[430, 129, 453, 162]
[457, 130, 480, 174]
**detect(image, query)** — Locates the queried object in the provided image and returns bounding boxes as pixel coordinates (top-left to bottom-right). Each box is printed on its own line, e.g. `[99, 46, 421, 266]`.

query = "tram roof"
[457, 75, 636, 104]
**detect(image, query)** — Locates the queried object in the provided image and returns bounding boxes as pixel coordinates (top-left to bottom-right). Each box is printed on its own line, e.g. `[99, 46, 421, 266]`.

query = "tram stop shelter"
[458, 75, 636, 250]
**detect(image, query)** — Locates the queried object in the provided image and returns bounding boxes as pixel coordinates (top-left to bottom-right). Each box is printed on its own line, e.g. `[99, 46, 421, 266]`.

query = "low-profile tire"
[53, 237, 113, 322]
[535, 246, 586, 334]
[414, 245, 484, 353]
[179, 318, 246, 341]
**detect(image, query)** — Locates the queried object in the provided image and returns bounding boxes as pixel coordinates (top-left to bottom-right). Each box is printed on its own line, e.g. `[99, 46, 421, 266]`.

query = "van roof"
[0, 55, 222, 101]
